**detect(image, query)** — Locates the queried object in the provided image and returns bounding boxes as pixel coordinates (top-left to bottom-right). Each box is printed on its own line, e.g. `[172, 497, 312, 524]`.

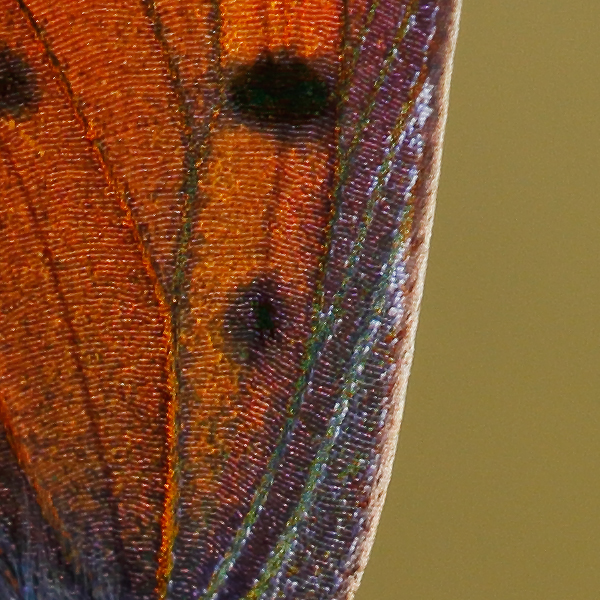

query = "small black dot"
[0, 45, 38, 120]
[227, 52, 331, 126]
[223, 278, 281, 364]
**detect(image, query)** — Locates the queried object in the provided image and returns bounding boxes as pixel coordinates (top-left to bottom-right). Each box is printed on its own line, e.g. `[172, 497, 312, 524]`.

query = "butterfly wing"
[193, 3, 462, 599]
[0, 1, 461, 599]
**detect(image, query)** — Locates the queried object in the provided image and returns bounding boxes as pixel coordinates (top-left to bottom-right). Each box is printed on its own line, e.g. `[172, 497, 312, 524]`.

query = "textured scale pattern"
[0, 0, 461, 598]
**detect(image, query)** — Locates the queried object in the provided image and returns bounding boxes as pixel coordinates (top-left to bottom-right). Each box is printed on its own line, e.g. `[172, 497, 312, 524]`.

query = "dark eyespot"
[223, 278, 280, 364]
[0, 45, 38, 120]
[227, 53, 331, 126]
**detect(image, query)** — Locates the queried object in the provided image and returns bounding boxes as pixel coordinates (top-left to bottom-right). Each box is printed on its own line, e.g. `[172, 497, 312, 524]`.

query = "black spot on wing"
[0, 45, 38, 120]
[223, 278, 281, 365]
[227, 52, 332, 126]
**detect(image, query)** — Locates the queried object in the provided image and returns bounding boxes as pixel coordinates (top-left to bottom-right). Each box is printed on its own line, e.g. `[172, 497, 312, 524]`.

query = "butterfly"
[0, 0, 461, 598]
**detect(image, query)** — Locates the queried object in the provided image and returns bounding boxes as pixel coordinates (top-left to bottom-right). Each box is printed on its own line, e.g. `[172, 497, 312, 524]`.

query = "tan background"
[355, 1, 600, 599]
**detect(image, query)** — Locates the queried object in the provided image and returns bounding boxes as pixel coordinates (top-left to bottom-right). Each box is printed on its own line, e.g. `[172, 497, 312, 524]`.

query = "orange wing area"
[0, 0, 459, 598]
[219, 0, 341, 60]
[0, 0, 343, 595]
[23, 0, 188, 291]
[152, 0, 221, 134]
[0, 1, 172, 596]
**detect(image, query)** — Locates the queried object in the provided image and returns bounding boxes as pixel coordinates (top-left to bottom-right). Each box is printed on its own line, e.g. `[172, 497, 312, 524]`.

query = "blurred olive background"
[355, 2, 599, 599]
